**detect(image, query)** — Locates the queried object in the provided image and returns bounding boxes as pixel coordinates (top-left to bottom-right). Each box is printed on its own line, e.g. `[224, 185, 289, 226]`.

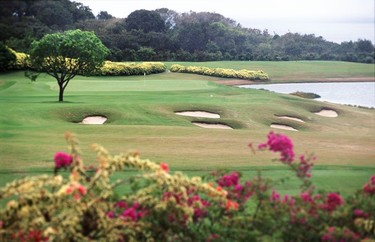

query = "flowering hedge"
[7, 48, 30, 70]
[0, 132, 374, 241]
[96, 61, 167, 76]
[170, 64, 269, 81]
[3, 48, 166, 77]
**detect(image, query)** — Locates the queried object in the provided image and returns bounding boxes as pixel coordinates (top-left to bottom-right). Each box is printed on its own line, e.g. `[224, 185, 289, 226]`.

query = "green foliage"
[1, 2, 374, 63]
[0, 133, 374, 241]
[98, 61, 167, 76]
[0, 0, 94, 52]
[0, 46, 30, 71]
[125, 9, 166, 33]
[0, 44, 16, 72]
[29, 29, 109, 101]
[170, 64, 269, 81]
[29, 29, 109, 75]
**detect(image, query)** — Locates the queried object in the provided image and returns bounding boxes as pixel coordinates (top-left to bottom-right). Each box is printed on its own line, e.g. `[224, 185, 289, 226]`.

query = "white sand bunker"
[314, 109, 338, 118]
[276, 115, 305, 123]
[81, 116, 107, 124]
[192, 122, 233, 129]
[270, 124, 298, 131]
[175, 111, 220, 119]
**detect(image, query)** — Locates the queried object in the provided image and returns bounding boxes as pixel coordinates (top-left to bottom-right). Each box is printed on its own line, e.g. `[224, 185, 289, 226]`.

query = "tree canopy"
[125, 9, 166, 33]
[29, 29, 109, 102]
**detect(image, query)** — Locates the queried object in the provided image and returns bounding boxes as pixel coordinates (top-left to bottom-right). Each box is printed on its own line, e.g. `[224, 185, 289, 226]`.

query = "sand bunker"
[81, 116, 107, 124]
[276, 115, 305, 123]
[192, 122, 233, 129]
[270, 124, 298, 131]
[175, 111, 220, 119]
[314, 109, 338, 117]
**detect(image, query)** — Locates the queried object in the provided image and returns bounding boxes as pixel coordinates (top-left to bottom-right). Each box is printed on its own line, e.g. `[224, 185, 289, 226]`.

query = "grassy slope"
[1, 62, 374, 196]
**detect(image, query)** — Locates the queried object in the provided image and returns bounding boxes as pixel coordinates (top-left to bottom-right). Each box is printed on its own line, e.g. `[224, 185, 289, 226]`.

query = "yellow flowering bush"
[8, 48, 30, 70]
[97, 61, 167, 76]
[170, 64, 269, 81]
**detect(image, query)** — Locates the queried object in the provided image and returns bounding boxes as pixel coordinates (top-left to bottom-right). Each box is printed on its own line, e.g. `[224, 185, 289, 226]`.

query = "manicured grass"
[0, 61, 374, 196]
[166, 61, 375, 82]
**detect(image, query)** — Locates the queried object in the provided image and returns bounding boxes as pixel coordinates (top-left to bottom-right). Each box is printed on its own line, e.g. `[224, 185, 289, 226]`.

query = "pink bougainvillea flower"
[297, 155, 314, 178]
[321, 192, 344, 211]
[353, 209, 368, 218]
[106, 211, 115, 218]
[270, 189, 281, 202]
[54, 152, 73, 169]
[160, 162, 169, 173]
[217, 172, 239, 187]
[258, 131, 295, 163]
[363, 175, 375, 194]
[123, 207, 137, 221]
[300, 192, 313, 203]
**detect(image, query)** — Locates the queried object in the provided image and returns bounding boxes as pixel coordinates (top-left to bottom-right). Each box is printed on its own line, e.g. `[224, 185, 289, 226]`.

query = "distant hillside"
[0, 0, 374, 63]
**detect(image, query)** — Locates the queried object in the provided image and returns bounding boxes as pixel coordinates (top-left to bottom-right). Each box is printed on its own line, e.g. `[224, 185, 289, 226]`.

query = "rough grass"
[0, 62, 374, 196]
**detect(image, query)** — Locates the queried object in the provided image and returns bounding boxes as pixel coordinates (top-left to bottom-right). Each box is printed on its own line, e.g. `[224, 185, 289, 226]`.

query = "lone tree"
[29, 29, 109, 102]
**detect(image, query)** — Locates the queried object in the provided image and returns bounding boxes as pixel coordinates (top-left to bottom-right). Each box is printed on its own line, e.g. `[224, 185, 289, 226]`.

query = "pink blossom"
[217, 172, 239, 187]
[282, 194, 295, 205]
[353, 209, 368, 218]
[300, 192, 313, 203]
[363, 175, 375, 194]
[321, 193, 344, 211]
[106, 211, 115, 218]
[123, 208, 137, 221]
[297, 155, 314, 178]
[54, 152, 73, 169]
[258, 131, 295, 163]
[234, 184, 243, 192]
[110, 201, 147, 222]
[115, 201, 127, 209]
[270, 189, 280, 202]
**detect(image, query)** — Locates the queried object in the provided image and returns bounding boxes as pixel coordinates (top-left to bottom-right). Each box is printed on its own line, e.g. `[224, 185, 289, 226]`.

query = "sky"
[77, 0, 375, 43]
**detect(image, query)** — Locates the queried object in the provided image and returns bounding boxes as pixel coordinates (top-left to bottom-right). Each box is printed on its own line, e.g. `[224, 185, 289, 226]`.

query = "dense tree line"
[1, 0, 374, 63]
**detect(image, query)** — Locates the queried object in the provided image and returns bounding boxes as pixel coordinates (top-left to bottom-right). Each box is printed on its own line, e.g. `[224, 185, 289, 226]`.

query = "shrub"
[97, 61, 166, 76]
[170, 64, 269, 81]
[9, 49, 30, 70]
[0, 46, 29, 71]
[0, 132, 373, 241]
[0, 43, 16, 72]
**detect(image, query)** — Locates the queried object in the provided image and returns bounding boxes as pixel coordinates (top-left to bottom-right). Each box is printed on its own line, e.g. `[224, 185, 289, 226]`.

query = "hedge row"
[3, 48, 167, 77]
[170, 64, 269, 81]
[96, 61, 167, 76]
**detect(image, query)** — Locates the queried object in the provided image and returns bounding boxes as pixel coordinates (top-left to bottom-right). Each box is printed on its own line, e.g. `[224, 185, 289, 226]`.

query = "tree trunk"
[58, 84, 64, 102]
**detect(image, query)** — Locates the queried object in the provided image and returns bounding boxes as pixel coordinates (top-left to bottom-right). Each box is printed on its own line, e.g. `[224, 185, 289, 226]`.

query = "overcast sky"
[77, 0, 375, 43]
